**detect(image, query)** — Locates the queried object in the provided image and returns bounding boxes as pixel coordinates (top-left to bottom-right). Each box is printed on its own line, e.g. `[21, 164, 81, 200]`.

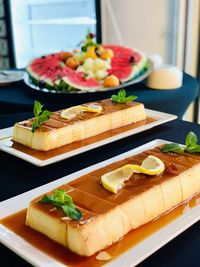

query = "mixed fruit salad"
[26, 31, 148, 92]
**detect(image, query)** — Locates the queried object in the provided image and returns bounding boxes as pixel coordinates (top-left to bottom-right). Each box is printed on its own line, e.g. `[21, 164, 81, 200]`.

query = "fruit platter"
[24, 32, 153, 94]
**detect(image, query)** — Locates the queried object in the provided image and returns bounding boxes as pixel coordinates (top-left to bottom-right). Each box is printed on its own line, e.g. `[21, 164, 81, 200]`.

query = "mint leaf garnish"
[62, 205, 82, 221]
[161, 143, 184, 153]
[80, 29, 99, 52]
[187, 145, 200, 153]
[38, 189, 82, 221]
[111, 89, 137, 103]
[161, 131, 200, 154]
[185, 131, 198, 150]
[31, 100, 52, 133]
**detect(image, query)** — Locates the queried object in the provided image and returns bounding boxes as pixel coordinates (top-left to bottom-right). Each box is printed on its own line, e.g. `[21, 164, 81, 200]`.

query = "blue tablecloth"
[0, 72, 198, 118]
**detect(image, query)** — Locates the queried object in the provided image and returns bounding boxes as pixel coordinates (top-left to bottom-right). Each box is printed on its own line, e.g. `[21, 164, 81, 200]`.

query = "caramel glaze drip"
[17, 99, 141, 132]
[31, 147, 200, 227]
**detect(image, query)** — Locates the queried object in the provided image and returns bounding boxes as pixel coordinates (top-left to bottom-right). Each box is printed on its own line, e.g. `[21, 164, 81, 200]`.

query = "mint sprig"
[111, 89, 137, 104]
[31, 100, 52, 133]
[161, 131, 200, 154]
[161, 143, 184, 153]
[38, 189, 82, 221]
[79, 29, 99, 52]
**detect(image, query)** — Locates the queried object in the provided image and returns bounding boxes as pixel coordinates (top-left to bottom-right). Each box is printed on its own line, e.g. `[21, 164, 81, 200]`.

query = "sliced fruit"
[62, 72, 103, 91]
[103, 45, 147, 82]
[100, 49, 114, 60]
[26, 44, 148, 92]
[66, 57, 80, 69]
[95, 69, 108, 80]
[84, 46, 98, 60]
[130, 155, 165, 176]
[83, 58, 94, 71]
[101, 156, 165, 194]
[101, 164, 134, 194]
[82, 104, 102, 113]
[103, 75, 120, 87]
[60, 104, 102, 119]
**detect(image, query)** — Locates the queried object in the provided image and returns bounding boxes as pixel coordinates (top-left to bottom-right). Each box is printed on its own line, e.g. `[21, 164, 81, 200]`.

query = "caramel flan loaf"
[26, 146, 200, 256]
[12, 99, 146, 151]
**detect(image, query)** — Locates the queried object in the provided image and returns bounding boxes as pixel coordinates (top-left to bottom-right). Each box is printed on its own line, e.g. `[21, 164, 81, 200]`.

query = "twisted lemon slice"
[60, 104, 102, 120]
[101, 155, 165, 194]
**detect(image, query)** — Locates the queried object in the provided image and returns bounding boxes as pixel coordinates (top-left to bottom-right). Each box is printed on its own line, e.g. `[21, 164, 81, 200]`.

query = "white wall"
[101, 0, 178, 64]
[101, 0, 200, 122]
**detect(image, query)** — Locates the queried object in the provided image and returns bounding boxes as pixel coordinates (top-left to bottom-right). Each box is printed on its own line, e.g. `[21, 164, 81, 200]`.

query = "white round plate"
[0, 70, 25, 85]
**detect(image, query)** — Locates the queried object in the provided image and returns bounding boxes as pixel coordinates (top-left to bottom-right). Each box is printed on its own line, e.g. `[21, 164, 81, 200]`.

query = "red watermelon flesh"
[27, 45, 146, 91]
[63, 69, 102, 90]
[28, 58, 61, 77]
[30, 53, 62, 66]
[103, 45, 142, 82]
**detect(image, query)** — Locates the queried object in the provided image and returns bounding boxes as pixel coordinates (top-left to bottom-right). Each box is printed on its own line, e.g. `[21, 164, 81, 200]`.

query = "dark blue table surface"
[0, 111, 200, 267]
[0, 72, 198, 119]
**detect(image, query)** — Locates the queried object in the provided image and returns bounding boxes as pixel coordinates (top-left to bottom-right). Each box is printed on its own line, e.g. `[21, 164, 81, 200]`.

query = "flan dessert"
[12, 99, 146, 151]
[26, 146, 200, 256]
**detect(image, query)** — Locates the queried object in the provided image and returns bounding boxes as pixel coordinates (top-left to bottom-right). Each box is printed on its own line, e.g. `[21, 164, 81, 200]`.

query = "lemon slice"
[101, 164, 134, 194]
[60, 104, 102, 120]
[101, 156, 165, 194]
[130, 155, 165, 176]
[82, 104, 102, 113]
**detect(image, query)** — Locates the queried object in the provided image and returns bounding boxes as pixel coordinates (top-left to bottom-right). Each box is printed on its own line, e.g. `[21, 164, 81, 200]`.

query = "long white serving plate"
[0, 109, 176, 166]
[0, 139, 200, 267]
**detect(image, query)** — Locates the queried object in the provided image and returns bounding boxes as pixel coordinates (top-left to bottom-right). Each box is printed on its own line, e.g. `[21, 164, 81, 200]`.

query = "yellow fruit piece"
[95, 46, 105, 56]
[103, 75, 120, 87]
[84, 46, 98, 60]
[100, 49, 114, 60]
[60, 104, 102, 120]
[101, 156, 165, 194]
[66, 57, 80, 69]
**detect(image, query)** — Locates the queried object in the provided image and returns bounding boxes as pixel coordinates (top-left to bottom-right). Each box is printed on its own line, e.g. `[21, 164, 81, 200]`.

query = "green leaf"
[111, 94, 120, 103]
[186, 145, 200, 153]
[31, 101, 52, 133]
[161, 131, 200, 154]
[118, 89, 126, 98]
[111, 89, 137, 103]
[38, 189, 82, 221]
[161, 143, 184, 154]
[62, 205, 82, 221]
[185, 131, 198, 149]
[34, 100, 43, 117]
[124, 95, 137, 102]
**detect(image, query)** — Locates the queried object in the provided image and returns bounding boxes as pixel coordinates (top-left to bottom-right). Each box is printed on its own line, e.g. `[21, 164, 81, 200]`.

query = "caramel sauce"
[11, 117, 155, 160]
[1, 193, 200, 267]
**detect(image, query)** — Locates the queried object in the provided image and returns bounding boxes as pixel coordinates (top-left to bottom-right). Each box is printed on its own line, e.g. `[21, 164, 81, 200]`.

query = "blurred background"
[0, 0, 199, 120]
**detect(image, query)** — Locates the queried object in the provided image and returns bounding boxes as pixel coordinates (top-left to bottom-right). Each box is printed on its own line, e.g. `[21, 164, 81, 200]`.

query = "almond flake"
[49, 207, 57, 212]
[61, 216, 72, 221]
[96, 251, 111, 261]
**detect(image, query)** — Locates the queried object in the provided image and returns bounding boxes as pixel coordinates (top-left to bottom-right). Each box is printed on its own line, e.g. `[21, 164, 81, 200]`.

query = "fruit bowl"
[24, 58, 153, 95]
[24, 32, 153, 94]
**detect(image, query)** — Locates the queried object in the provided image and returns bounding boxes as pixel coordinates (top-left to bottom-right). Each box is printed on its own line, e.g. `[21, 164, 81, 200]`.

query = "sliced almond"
[96, 251, 111, 261]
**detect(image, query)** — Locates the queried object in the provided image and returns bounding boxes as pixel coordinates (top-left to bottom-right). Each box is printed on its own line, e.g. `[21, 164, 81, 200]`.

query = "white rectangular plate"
[0, 109, 176, 166]
[0, 139, 200, 267]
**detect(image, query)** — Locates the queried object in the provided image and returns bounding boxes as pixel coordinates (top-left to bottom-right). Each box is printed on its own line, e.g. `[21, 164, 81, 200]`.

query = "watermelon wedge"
[104, 45, 147, 82]
[26, 45, 148, 92]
